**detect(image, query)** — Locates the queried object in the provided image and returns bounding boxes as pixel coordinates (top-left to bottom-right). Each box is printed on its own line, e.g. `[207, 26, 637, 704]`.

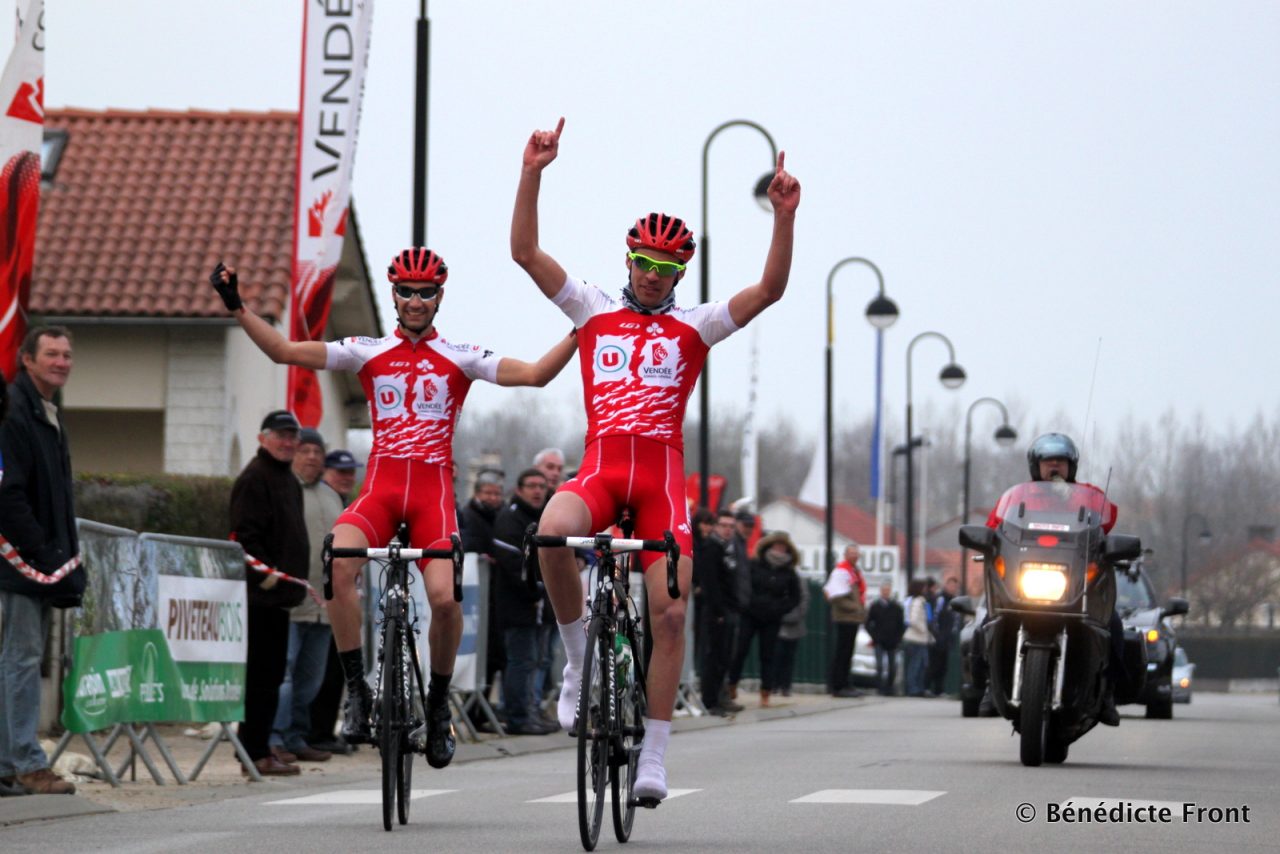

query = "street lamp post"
[1180, 511, 1212, 601]
[960, 397, 1018, 591]
[697, 120, 776, 510]
[904, 332, 965, 582]
[823, 258, 898, 575]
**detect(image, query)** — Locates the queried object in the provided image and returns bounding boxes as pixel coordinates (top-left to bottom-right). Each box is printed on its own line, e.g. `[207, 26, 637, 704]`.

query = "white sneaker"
[633, 761, 667, 802]
[558, 662, 581, 730]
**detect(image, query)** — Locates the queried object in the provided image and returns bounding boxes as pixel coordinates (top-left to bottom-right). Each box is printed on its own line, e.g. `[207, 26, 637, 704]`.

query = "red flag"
[287, 0, 374, 426]
[0, 2, 43, 381]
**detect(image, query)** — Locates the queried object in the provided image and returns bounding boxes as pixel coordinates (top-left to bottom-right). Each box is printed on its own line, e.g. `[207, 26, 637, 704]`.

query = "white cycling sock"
[557, 617, 587, 729]
[638, 718, 671, 768]
[635, 719, 672, 800]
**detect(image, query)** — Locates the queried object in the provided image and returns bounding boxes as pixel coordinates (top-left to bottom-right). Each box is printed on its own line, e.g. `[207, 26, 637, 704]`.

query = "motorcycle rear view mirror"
[949, 595, 977, 617]
[1160, 597, 1190, 620]
[958, 525, 995, 552]
[1103, 534, 1143, 563]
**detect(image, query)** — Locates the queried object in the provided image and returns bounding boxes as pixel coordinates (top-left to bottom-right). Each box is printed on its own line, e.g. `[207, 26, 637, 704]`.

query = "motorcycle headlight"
[1018, 562, 1068, 601]
[1146, 629, 1160, 643]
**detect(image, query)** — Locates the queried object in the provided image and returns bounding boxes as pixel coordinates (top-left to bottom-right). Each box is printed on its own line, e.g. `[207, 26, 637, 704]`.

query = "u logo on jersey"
[374, 376, 408, 415]
[593, 335, 635, 383]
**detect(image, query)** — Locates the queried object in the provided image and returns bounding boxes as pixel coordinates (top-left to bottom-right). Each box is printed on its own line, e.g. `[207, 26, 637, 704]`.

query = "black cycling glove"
[209, 262, 242, 312]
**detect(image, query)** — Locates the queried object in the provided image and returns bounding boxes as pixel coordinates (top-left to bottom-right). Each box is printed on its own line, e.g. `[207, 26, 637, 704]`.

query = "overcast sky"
[14, 2, 1280, 458]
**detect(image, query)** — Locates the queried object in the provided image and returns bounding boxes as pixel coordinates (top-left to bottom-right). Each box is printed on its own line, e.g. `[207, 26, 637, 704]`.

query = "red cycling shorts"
[557, 434, 692, 569]
[336, 457, 457, 553]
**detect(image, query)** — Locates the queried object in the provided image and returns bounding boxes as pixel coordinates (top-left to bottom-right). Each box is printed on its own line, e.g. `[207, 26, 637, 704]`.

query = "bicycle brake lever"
[451, 533, 464, 603]
[665, 530, 679, 599]
[321, 533, 335, 601]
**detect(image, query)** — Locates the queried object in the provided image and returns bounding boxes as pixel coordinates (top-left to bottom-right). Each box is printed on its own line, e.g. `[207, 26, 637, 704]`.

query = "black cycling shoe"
[341, 681, 373, 744]
[1098, 688, 1121, 727]
[424, 701, 456, 769]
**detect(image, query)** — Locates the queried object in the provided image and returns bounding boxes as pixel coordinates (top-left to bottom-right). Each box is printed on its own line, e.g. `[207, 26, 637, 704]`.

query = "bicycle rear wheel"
[380, 616, 402, 831]
[577, 617, 609, 851]
[611, 620, 645, 843]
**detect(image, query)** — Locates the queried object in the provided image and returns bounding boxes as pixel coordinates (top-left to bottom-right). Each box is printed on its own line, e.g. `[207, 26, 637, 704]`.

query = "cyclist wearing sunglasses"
[511, 117, 801, 802]
[211, 249, 577, 767]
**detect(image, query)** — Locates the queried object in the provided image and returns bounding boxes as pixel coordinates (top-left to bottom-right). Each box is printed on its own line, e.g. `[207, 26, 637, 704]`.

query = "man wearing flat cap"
[230, 409, 309, 776]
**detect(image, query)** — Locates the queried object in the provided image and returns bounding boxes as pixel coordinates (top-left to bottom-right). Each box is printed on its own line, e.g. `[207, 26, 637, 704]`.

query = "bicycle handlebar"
[524, 531, 682, 600]
[322, 533, 465, 602]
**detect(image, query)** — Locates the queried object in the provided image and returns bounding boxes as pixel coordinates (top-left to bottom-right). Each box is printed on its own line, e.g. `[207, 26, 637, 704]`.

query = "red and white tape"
[0, 534, 81, 585]
[243, 553, 324, 606]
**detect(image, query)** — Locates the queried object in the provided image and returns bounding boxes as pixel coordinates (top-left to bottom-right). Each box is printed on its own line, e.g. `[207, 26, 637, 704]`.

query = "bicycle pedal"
[630, 797, 661, 809]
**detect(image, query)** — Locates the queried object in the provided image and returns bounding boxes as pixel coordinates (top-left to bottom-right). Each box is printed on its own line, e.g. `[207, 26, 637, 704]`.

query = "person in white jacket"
[901, 578, 935, 697]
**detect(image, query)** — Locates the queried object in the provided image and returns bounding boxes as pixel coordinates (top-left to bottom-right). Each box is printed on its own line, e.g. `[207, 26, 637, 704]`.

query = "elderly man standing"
[231, 410, 310, 776]
[270, 429, 344, 763]
[308, 448, 363, 753]
[532, 447, 565, 492]
[0, 326, 82, 796]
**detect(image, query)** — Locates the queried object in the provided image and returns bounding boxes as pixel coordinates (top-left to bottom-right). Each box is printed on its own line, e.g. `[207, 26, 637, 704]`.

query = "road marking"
[266, 789, 455, 805]
[791, 789, 946, 805]
[529, 789, 702, 803]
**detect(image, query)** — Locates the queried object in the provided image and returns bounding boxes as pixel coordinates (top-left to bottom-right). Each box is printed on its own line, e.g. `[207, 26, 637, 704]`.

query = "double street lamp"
[698, 120, 777, 509]
[960, 397, 1018, 591]
[1180, 512, 1212, 601]
[823, 257, 898, 574]
[904, 331, 966, 581]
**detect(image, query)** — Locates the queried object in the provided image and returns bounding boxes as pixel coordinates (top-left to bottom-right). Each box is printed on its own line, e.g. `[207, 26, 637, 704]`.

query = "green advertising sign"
[62, 629, 187, 733]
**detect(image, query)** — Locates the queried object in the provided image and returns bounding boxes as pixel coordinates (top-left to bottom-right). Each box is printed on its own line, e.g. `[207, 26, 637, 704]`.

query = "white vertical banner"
[0, 0, 42, 381]
[740, 326, 760, 508]
[288, 0, 375, 426]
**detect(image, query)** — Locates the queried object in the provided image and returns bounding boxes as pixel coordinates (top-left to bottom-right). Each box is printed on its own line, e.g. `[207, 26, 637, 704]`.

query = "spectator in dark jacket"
[491, 468, 557, 734]
[693, 511, 745, 714]
[461, 468, 507, 696]
[0, 327, 82, 796]
[727, 531, 801, 708]
[865, 583, 906, 696]
[230, 409, 310, 776]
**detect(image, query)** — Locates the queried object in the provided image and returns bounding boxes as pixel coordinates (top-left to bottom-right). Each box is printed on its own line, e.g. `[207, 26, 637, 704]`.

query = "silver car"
[1172, 646, 1195, 703]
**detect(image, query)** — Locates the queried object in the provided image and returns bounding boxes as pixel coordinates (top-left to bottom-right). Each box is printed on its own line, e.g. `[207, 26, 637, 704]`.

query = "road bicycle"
[524, 524, 679, 851]
[324, 525, 463, 831]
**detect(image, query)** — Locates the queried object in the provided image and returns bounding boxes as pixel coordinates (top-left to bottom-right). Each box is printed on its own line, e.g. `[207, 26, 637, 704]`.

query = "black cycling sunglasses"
[392, 283, 441, 302]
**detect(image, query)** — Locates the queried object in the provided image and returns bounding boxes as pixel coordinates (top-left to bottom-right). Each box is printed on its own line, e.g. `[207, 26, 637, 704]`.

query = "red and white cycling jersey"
[325, 328, 501, 464]
[553, 275, 739, 451]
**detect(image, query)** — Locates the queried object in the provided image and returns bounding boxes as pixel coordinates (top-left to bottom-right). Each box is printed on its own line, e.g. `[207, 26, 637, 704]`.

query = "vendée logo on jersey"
[639, 337, 680, 387]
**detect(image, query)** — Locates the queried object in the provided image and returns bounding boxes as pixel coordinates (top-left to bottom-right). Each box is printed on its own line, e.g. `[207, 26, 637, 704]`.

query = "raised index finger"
[776, 150, 786, 173]
[553, 116, 566, 140]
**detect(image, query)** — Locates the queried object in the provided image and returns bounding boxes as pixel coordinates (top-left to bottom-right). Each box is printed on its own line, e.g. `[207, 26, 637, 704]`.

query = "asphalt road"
[3, 692, 1276, 853]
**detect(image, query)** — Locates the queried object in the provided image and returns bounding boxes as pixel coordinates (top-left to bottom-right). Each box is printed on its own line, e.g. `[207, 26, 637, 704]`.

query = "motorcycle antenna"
[1078, 337, 1104, 484]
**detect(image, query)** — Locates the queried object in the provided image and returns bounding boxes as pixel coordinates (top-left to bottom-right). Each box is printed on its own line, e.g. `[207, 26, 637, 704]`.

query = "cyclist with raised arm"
[211, 250, 577, 768]
[510, 118, 800, 802]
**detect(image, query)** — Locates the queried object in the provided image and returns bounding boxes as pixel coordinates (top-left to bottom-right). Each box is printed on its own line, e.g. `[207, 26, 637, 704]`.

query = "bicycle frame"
[322, 526, 463, 830]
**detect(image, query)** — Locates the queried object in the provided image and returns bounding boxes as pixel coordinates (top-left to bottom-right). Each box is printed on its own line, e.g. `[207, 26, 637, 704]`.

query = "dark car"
[957, 595, 987, 717]
[1116, 562, 1189, 719]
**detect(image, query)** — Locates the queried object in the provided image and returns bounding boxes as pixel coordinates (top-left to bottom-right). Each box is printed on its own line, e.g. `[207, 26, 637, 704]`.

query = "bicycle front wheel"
[577, 617, 609, 851]
[397, 635, 418, 826]
[611, 621, 645, 843]
[380, 617, 403, 832]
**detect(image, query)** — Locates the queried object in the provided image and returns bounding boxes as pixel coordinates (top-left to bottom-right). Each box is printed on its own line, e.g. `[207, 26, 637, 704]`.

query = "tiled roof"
[32, 108, 296, 321]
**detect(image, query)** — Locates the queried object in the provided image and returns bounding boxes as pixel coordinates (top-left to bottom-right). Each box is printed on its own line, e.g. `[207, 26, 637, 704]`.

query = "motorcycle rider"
[980, 432, 1124, 726]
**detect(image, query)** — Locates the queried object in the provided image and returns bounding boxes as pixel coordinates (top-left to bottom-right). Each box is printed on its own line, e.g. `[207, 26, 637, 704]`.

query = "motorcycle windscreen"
[990, 481, 1116, 535]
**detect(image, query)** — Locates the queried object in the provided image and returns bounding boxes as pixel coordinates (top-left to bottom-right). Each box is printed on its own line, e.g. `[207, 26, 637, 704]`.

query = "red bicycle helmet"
[626, 213, 696, 263]
[387, 248, 448, 284]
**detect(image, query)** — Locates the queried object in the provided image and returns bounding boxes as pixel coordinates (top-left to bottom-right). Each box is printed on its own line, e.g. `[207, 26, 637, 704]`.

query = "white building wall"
[163, 326, 229, 475]
[223, 325, 355, 476]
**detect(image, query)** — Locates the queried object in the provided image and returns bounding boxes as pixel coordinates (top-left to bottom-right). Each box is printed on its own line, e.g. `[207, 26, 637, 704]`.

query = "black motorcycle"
[952, 480, 1143, 766]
